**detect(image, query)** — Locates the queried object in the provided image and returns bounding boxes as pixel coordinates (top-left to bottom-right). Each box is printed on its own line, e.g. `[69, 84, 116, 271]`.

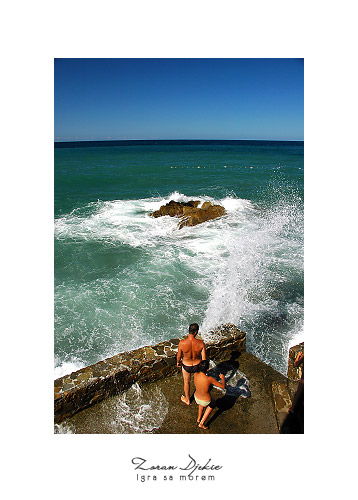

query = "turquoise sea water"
[54, 140, 303, 378]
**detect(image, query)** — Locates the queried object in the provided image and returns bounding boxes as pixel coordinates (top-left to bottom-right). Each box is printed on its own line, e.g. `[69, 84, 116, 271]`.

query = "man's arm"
[177, 342, 183, 367]
[294, 352, 304, 367]
[201, 343, 206, 361]
[209, 374, 225, 390]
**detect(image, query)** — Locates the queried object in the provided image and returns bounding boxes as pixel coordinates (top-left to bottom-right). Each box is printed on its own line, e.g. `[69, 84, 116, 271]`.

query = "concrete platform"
[55, 351, 301, 434]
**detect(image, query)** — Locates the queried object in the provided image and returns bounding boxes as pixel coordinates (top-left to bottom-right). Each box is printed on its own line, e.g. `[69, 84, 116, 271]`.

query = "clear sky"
[54, 58, 303, 141]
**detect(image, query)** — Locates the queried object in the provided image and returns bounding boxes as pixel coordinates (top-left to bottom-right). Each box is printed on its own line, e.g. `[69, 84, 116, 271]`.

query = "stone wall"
[54, 323, 246, 424]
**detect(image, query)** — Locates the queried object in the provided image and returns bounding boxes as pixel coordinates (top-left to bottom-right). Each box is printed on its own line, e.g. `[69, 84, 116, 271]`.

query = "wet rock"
[151, 200, 201, 218]
[150, 200, 226, 229]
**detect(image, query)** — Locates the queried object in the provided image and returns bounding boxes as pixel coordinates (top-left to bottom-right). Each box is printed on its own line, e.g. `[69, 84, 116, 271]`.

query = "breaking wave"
[55, 191, 303, 376]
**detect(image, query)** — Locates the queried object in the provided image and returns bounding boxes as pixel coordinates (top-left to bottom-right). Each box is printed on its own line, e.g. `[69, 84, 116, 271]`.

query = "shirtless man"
[177, 323, 206, 405]
[194, 360, 225, 429]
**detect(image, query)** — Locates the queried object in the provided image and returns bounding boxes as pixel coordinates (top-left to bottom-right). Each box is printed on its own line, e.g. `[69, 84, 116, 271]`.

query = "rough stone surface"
[55, 351, 288, 434]
[271, 381, 293, 429]
[55, 337, 304, 434]
[149, 200, 226, 229]
[54, 323, 246, 424]
[271, 342, 305, 429]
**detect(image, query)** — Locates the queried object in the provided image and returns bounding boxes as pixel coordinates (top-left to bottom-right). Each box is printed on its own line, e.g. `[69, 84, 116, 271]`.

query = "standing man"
[177, 323, 206, 405]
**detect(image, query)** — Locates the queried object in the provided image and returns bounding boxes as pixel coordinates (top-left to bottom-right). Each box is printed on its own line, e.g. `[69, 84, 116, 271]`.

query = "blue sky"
[54, 58, 303, 141]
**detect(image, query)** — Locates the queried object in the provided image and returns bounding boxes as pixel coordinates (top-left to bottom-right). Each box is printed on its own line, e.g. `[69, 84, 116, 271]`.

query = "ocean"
[54, 140, 303, 380]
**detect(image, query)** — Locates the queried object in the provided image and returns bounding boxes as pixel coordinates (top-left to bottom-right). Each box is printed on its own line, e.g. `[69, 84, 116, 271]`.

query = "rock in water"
[150, 200, 226, 229]
[150, 200, 201, 218]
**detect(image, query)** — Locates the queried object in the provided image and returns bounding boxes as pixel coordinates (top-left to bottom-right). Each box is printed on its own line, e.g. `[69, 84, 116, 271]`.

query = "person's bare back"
[193, 360, 225, 429]
[178, 336, 205, 366]
[194, 370, 225, 402]
[177, 323, 206, 405]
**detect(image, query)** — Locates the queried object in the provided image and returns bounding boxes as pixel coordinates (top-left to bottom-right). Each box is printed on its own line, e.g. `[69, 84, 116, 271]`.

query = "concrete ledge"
[54, 323, 246, 423]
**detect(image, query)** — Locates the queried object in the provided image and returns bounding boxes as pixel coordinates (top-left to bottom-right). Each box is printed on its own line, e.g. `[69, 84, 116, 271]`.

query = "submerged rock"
[150, 200, 226, 229]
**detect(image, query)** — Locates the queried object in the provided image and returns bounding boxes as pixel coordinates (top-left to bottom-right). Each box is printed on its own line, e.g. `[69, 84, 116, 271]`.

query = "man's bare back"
[177, 323, 206, 405]
[193, 361, 225, 429]
[178, 336, 205, 366]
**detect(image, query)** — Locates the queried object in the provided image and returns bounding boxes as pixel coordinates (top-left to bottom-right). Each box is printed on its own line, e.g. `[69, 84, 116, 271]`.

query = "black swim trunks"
[182, 363, 200, 373]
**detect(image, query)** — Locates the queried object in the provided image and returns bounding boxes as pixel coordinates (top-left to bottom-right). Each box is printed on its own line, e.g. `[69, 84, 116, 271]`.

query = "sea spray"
[55, 383, 169, 433]
[55, 141, 303, 378]
[202, 191, 303, 373]
[55, 192, 302, 376]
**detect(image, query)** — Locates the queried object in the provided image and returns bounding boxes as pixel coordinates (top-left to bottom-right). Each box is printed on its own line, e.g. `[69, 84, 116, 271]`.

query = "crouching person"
[193, 360, 225, 429]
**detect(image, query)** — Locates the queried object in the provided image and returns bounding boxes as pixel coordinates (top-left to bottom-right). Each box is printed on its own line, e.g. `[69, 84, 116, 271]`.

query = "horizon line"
[54, 138, 304, 143]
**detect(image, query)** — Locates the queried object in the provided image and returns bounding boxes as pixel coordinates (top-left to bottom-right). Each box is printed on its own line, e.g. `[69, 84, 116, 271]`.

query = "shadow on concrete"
[204, 351, 251, 428]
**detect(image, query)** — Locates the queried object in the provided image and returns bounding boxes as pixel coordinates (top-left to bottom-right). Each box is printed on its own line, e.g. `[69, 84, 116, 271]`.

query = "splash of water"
[55, 191, 303, 376]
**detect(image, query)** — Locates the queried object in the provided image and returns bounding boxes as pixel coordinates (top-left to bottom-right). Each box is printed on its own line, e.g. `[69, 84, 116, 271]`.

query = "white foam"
[106, 383, 169, 433]
[288, 324, 305, 348]
[54, 422, 74, 434]
[54, 359, 85, 379]
[220, 196, 253, 213]
[198, 195, 303, 373]
[55, 191, 303, 375]
[54, 192, 255, 249]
